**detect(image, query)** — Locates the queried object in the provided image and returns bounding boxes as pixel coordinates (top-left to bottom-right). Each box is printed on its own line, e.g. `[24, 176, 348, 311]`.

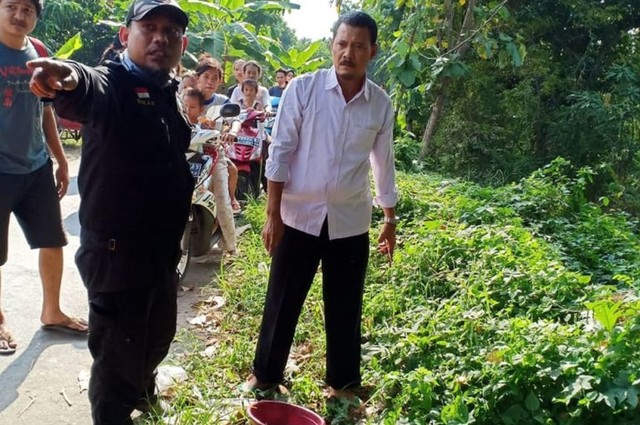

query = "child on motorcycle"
[192, 57, 243, 213]
[182, 88, 208, 126]
[179, 72, 197, 94]
[229, 60, 271, 114]
[232, 79, 271, 197]
[182, 88, 238, 252]
[238, 79, 263, 111]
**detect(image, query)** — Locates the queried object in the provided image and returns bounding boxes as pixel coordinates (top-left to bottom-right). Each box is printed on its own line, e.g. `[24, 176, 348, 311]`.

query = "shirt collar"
[325, 66, 371, 102]
[204, 93, 218, 106]
[121, 51, 173, 88]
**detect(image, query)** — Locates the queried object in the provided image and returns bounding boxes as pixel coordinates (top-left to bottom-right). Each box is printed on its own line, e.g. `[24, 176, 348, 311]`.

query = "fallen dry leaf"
[77, 370, 90, 392]
[200, 346, 217, 358]
[188, 314, 209, 326]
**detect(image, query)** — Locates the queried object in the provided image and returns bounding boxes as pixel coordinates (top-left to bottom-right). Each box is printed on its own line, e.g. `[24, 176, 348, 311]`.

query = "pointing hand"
[27, 58, 79, 98]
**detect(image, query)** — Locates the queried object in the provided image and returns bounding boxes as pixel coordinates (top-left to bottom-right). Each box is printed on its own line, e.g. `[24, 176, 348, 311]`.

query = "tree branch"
[445, 0, 508, 56]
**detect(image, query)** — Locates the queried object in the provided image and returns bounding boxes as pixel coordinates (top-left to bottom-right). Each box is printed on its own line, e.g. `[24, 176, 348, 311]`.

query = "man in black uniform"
[28, 0, 193, 423]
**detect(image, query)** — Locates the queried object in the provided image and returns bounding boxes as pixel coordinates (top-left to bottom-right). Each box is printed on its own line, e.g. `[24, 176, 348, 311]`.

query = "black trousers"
[86, 282, 177, 425]
[76, 233, 179, 425]
[253, 222, 369, 389]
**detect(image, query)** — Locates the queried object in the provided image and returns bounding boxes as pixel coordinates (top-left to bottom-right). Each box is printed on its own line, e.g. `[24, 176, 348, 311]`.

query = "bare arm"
[221, 119, 242, 143]
[42, 105, 69, 198]
[260, 87, 271, 114]
[377, 207, 397, 263]
[261, 180, 285, 256]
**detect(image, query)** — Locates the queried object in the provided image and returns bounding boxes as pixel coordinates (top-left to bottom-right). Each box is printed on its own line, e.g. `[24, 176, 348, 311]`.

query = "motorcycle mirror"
[220, 103, 240, 118]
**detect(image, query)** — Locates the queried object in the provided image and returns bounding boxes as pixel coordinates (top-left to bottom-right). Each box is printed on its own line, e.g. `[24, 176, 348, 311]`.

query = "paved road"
[0, 153, 216, 424]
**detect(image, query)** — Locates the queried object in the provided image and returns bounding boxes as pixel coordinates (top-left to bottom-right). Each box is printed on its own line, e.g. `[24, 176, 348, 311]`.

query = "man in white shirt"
[246, 11, 398, 398]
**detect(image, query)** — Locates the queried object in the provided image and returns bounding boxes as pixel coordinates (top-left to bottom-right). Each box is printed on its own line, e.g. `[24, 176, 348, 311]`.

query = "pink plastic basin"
[247, 400, 325, 425]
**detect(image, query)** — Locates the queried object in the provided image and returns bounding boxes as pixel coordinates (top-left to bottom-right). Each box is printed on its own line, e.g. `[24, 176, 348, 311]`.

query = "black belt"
[80, 229, 178, 252]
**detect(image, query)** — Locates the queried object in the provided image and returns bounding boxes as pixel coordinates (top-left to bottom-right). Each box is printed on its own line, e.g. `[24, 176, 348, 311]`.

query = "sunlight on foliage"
[159, 162, 639, 424]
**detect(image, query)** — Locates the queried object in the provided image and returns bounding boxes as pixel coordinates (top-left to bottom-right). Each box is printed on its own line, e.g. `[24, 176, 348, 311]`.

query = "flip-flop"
[42, 318, 89, 335]
[0, 345, 16, 356]
[0, 327, 17, 355]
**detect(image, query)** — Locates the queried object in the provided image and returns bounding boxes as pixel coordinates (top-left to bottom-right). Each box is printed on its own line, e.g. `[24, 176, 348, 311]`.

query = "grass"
[147, 164, 639, 424]
[60, 133, 82, 149]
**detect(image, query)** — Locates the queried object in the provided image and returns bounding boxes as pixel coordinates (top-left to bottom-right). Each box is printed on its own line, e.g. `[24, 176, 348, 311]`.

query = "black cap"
[125, 0, 188, 30]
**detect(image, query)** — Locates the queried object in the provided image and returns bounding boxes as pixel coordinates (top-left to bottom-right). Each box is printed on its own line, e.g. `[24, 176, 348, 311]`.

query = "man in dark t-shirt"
[0, 0, 87, 357]
[268, 67, 287, 98]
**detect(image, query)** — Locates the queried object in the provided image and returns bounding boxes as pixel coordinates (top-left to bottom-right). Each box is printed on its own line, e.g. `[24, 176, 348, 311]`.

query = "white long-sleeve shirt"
[266, 67, 398, 240]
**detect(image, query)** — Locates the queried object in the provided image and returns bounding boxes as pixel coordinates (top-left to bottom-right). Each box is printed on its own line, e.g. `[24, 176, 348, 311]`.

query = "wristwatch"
[383, 216, 399, 225]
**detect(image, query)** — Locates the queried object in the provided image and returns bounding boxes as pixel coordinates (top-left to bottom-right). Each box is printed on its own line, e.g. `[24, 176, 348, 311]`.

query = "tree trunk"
[456, 0, 476, 55]
[419, 78, 450, 160]
[419, 0, 476, 161]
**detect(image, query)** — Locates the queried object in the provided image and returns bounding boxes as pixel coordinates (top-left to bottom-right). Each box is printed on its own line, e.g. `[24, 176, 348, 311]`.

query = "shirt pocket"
[349, 121, 379, 159]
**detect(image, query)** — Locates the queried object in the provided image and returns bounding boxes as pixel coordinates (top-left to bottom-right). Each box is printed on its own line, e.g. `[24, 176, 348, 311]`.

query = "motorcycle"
[177, 103, 240, 282]
[264, 96, 280, 136]
[262, 96, 280, 192]
[226, 108, 266, 202]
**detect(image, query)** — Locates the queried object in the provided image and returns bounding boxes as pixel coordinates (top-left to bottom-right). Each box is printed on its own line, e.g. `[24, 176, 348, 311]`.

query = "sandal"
[0, 323, 17, 355]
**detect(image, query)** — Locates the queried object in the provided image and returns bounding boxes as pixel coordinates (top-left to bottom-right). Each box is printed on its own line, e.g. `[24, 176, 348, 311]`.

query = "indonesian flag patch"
[135, 88, 150, 99]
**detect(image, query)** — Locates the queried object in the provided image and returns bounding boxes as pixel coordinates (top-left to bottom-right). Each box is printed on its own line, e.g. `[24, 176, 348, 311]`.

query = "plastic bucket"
[247, 400, 325, 425]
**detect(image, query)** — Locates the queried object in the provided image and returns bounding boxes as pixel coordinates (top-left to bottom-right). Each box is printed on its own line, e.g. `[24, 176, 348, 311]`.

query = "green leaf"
[245, 0, 300, 11]
[290, 40, 323, 67]
[441, 395, 469, 424]
[54, 32, 82, 59]
[442, 61, 469, 78]
[518, 43, 527, 63]
[505, 42, 522, 67]
[380, 52, 400, 71]
[224, 22, 264, 59]
[626, 387, 639, 408]
[396, 40, 409, 57]
[220, 0, 243, 9]
[424, 220, 441, 230]
[430, 56, 447, 76]
[585, 300, 621, 332]
[244, 1, 288, 12]
[500, 404, 527, 425]
[525, 392, 540, 412]
[603, 386, 627, 408]
[576, 275, 591, 284]
[181, 0, 229, 18]
[398, 69, 416, 87]
[409, 53, 422, 71]
[202, 31, 226, 59]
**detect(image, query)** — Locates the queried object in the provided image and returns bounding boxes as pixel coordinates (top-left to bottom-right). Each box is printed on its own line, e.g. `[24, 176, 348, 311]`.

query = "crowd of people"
[1, 0, 398, 423]
[178, 55, 292, 210]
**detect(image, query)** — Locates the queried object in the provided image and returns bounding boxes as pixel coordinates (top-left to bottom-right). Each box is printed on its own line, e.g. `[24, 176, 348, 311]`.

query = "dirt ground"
[0, 149, 222, 424]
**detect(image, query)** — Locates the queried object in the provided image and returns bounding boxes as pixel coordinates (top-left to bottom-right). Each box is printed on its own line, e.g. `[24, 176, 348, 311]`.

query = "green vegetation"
[32, 0, 326, 86]
[42, 1, 640, 213]
[42, 1, 639, 422]
[145, 160, 639, 424]
[358, 0, 640, 215]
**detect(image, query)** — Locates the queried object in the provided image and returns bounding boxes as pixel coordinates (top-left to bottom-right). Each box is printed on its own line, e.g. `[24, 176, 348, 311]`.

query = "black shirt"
[268, 85, 284, 97]
[54, 61, 194, 241]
